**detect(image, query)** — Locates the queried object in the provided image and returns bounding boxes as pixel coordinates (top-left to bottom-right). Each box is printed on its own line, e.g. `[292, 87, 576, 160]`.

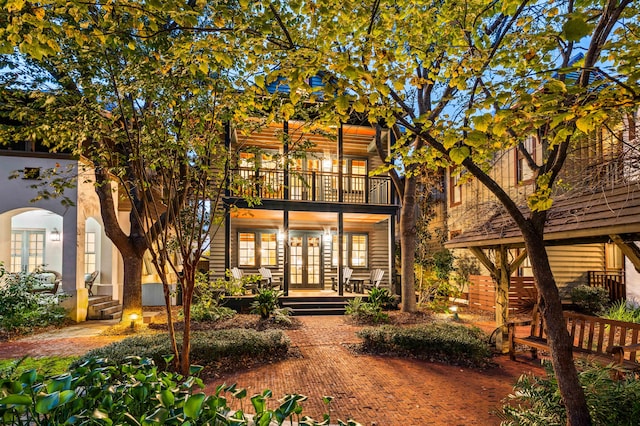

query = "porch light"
[277, 230, 286, 242]
[323, 230, 332, 243]
[50, 228, 61, 242]
[322, 158, 333, 171]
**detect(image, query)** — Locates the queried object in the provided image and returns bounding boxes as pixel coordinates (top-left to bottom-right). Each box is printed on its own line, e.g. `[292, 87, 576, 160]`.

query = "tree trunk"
[121, 251, 144, 321]
[399, 176, 417, 312]
[523, 228, 591, 426]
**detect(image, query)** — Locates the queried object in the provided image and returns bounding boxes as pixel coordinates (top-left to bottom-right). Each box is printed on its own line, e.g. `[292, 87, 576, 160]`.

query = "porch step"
[87, 295, 123, 320]
[281, 297, 350, 316]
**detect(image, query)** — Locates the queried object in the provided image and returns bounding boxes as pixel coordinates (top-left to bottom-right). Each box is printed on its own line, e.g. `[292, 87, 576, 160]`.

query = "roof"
[446, 182, 640, 248]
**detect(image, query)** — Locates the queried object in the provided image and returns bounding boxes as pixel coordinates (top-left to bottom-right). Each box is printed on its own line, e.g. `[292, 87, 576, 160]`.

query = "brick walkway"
[205, 316, 544, 426]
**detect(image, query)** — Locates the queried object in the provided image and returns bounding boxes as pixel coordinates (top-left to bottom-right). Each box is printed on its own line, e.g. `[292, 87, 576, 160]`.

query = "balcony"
[229, 168, 393, 205]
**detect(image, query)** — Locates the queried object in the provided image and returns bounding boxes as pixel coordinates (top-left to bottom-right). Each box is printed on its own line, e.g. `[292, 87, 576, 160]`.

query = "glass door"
[289, 232, 323, 289]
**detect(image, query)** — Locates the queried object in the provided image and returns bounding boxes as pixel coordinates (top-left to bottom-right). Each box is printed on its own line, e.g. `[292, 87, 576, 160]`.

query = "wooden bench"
[508, 309, 640, 370]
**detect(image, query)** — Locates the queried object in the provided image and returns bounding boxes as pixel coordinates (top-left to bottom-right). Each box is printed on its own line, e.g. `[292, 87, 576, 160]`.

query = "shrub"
[500, 360, 640, 425]
[188, 273, 237, 322]
[345, 297, 389, 324]
[0, 266, 68, 336]
[250, 288, 292, 323]
[571, 285, 609, 314]
[357, 322, 491, 367]
[78, 328, 289, 370]
[0, 358, 359, 425]
[367, 287, 399, 310]
[601, 299, 640, 323]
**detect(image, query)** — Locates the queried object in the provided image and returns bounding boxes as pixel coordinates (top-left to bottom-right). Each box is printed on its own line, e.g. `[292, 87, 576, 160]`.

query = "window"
[331, 233, 368, 268]
[260, 233, 278, 266]
[10, 230, 45, 273]
[238, 231, 278, 267]
[516, 136, 538, 184]
[351, 234, 368, 267]
[85, 232, 96, 274]
[449, 168, 462, 206]
[238, 232, 256, 266]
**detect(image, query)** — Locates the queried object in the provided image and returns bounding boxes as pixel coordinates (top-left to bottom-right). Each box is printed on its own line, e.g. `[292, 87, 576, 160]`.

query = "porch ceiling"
[446, 183, 640, 249]
[233, 121, 377, 157]
[231, 208, 387, 225]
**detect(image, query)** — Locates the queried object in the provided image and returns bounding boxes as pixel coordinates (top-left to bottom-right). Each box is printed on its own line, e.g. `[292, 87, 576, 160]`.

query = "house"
[444, 110, 640, 312]
[0, 139, 123, 321]
[209, 116, 400, 296]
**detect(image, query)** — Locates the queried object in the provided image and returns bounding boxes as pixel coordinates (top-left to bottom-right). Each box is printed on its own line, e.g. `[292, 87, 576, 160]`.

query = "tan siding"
[548, 244, 605, 293]
[209, 225, 226, 279]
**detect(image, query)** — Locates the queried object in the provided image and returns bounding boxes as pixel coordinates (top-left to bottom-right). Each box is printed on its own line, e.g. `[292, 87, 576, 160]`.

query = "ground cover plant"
[500, 360, 640, 425]
[356, 321, 491, 367]
[0, 267, 69, 339]
[0, 358, 359, 425]
[601, 300, 640, 324]
[0, 357, 77, 378]
[78, 329, 290, 378]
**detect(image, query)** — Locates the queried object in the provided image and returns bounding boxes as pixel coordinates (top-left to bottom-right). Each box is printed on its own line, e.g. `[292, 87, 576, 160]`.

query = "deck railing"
[230, 168, 393, 205]
[588, 270, 626, 302]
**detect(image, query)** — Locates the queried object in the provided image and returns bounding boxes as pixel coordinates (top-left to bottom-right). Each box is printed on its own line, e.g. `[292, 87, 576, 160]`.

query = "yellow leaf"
[33, 7, 45, 20]
[128, 41, 135, 50]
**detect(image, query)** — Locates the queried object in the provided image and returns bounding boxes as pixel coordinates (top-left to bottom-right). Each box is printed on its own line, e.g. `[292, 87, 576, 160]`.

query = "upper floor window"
[449, 168, 462, 206]
[516, 136, 538, 184]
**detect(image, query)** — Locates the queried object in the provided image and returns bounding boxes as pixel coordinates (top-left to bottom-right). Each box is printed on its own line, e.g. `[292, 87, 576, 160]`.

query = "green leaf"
[145, 407, 169, 423]
[562, 17, 591, 42]
[184, 393, 205, 419]
[35, 392, 60, 414]
[472, 113, 492, 132]
[0, 395, 32, 405]
[575, 116, 593, 133]
[158, 389, 175, 407]
[449, 146, 470, 164]
[19, 369, 37, 386]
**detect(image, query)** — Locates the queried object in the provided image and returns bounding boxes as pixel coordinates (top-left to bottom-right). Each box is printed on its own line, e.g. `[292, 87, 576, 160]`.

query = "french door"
[289, 232, 323, 289]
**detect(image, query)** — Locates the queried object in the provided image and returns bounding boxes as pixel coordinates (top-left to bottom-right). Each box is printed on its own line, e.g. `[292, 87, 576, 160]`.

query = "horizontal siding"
[548, 244, 605, 292]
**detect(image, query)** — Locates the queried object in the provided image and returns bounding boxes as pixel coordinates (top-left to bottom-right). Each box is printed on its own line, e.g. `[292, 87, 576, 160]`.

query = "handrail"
[229, 168, 393, 205]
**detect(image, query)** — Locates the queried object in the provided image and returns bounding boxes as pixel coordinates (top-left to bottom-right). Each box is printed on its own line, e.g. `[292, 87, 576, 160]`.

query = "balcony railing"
[229, 168, 393, 205]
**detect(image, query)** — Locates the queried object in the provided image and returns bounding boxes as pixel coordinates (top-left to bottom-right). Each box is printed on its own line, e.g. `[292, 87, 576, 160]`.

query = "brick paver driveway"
[206, 316, 544, 426]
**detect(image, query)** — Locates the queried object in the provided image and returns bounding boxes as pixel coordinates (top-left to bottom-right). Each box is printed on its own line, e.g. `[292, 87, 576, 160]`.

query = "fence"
[468, 275, 537, 314]
[588, 270, 626, 303]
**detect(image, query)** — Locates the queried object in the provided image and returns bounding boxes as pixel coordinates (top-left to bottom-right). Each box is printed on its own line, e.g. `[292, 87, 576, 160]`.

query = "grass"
[0, 356, 78, 377]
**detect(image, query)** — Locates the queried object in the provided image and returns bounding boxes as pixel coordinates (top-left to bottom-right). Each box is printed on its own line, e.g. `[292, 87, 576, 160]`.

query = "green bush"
[345, 297, 389, 324]
[188, 273, 237, 322]
[0, 358, 359, 425]
[367, 287, 399, 310]
[357, 322, 491, 367]
[250, 288, 292, 323]
[500, 360, 640, 425]
[601, 300, 640, 323]
[571, 285, 610, 314]
[0, 266, 68, 335]
[78, 328, 289, 370]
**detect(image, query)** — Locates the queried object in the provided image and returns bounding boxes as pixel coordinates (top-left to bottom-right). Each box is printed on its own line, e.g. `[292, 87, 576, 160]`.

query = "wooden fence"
[588, 270, 626, 303]
[468, 275, 537, 313]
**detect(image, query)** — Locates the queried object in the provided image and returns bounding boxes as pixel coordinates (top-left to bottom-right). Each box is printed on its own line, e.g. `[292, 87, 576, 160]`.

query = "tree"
[0, 0, 265, 323]
[258, 0, 638, 424]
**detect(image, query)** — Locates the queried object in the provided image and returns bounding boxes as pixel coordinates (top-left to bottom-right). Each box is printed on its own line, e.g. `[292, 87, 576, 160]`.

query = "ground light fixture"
[449, 305, 459, 321]
[129, 313, 139, 329]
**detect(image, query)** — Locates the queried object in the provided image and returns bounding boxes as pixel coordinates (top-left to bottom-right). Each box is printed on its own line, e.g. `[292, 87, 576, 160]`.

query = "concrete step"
[87, 296, 123, 321]
[281, 300, 348, 316]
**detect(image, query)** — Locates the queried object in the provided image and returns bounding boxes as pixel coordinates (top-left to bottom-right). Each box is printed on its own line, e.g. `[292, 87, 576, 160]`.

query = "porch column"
[338, 212, 344, 296]
[338, 123, 344, 203]
[283, 210, 289, 296]
[283, 121, 289, 200]
[224, 207, 230, 273]
[494, 246, 510, 353]
[469, 246, 520, 353]
[610, 234, 640, 273]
